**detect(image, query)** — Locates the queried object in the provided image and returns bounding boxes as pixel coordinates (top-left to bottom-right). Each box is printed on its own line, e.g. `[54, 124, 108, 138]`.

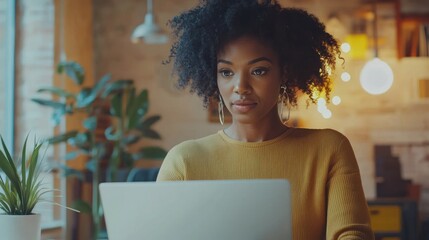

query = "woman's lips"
[231, 101, 257, 113]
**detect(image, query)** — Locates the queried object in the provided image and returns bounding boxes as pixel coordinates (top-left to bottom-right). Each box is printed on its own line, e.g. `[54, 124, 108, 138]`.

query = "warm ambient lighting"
[322, 109, 332, 119]
[317, 98, 332, 119]
[332, 96, 341, 105]
[345, 34, 368, 59]
[131, 0, 168, 44]
[359, 58, 394, 95]
[317, 98, 326, 106]
[359, 0, 394, 95]
[340, 43, 351, 53]
[341, 72, 351, 82]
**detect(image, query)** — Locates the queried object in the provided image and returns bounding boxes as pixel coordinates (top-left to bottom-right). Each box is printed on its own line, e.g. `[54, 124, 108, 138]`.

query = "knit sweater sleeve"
[156, 144, 187, 181]
[326, 135, 374, 240]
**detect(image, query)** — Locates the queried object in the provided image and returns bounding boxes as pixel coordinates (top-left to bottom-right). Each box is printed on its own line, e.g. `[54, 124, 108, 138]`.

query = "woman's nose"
[233, 73, 252, 95]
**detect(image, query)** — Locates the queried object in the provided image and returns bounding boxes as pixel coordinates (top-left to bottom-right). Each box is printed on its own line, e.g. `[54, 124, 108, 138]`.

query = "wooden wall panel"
[54, 0, 94, 239]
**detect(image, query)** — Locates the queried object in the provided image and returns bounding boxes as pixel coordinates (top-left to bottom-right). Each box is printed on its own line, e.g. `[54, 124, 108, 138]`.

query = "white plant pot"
[0, 213, 41, 240]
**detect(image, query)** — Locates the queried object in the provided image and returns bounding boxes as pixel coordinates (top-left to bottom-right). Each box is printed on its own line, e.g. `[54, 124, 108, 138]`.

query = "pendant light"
[359, 0, 394, 95]
[131, 0, 168, 44]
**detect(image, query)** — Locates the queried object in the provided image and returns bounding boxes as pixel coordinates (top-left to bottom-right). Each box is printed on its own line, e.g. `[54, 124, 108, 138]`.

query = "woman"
[157, 0, 374, 239]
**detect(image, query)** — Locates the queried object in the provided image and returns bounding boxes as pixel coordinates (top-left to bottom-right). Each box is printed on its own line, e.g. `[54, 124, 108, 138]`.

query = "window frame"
[3, 0, 15, 152]
[1, 0, 64, 235]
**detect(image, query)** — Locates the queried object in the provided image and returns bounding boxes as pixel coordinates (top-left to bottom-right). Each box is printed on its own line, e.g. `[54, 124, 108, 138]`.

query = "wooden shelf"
[396, 1, 429, 58]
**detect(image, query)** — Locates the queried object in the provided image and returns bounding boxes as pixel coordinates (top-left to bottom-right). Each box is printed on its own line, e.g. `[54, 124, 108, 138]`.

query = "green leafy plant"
[0, 136, 45, 215]
[31, 60, 167, 239]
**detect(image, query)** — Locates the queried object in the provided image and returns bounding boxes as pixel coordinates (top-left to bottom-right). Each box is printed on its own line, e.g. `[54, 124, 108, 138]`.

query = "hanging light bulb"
[360, 58, 393, 94]
[131, 0, 168, 44]
[359, 0, 394, 95]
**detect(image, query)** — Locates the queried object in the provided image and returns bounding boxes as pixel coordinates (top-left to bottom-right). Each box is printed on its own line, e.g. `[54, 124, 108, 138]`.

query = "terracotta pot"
[0, 213, 41, 240]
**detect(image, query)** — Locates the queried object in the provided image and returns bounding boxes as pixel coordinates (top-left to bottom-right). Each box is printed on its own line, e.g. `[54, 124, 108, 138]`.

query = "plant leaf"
[78, 74, 112, 108]
[0, 175, 14, 214]
[120, 151, 134, 168]
[125, 87, 136, 116]
[132, 146, 167, 160]
[62, 167, 84, 181]
[37, 87, 75, 99]
[109, 93, 123, 117]
[109, 147, 120, 170]
[25, 141, 44, 213]
[135, 115, 162, 140]
[65, 150, 87, 161]
[67, 132, 91, 149]
[21, 135, 28, 193]
[127, 89, 148, 129]
[0, 137, 21, 194]
[71, 199, 92, 214]
[57, 61, 85, 85]
[76, 88, 93, 108]
[51, 105, 68, 126]
[104, 126, 120, 141]
[46, 131, 79, 144]
[85, 159, 97, 173]
[102, 79, 134, 98]
[139, 115, 161, 129]
[121, 134, 140, 145]
[31, 98, 66, 109]
[90, 73, 111, 99]
[140, 128, 161, 140]
[83, 116, 97, 131]
[0, 135, 46, 214]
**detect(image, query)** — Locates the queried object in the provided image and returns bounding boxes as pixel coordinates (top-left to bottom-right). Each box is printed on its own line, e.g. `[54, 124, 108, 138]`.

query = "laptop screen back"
[100, 179, 292, 240]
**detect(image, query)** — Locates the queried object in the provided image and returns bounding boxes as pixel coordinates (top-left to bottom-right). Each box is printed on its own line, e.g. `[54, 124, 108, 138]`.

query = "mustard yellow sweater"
[157, 128, 374, 240]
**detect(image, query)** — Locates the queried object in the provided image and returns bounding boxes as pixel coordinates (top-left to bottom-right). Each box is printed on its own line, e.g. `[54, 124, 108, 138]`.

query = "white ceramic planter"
[0, 213, 41, 240]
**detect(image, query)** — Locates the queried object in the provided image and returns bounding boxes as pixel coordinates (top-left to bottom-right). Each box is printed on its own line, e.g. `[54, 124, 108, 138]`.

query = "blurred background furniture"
[126, 167, 160, 182]
[368, 199, 418, 240]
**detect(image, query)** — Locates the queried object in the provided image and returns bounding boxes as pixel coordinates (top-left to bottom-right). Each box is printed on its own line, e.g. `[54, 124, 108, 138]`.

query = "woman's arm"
[156, 145, 186, 181]
[326, 136, 374, 240]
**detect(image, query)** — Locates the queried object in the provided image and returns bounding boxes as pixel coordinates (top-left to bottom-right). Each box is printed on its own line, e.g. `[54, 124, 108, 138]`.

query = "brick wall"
[14, 0, 59, 227]
[15, 0, 55, 148]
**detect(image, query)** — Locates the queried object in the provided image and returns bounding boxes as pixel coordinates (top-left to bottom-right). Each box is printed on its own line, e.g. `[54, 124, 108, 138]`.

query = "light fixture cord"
[372, 0, 378, 58]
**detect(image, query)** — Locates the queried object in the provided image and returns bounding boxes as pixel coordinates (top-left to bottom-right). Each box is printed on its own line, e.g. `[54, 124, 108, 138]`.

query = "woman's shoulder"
[290, 127, 348, 144]
[167, 132, 223, 155]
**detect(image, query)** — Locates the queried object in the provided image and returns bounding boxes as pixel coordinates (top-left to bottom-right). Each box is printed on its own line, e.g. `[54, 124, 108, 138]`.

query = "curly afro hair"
[167, 0, 341, 107]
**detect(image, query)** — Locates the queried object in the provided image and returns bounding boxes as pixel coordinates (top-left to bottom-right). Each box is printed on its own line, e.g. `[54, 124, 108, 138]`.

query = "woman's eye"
[252, 68, 268, 76]
[219, 70, 234, 77]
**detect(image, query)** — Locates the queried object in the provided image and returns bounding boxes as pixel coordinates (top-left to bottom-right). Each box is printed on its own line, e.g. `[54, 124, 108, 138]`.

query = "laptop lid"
[100, 179, 292, 240]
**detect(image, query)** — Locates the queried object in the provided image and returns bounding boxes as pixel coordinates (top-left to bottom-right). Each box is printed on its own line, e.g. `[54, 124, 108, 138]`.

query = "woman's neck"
[223, 111, 289, 142]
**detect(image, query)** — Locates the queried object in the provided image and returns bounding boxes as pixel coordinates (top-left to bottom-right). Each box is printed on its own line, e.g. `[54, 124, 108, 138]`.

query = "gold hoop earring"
[278, 85, 290, 123]
[218, 94, 225, 125]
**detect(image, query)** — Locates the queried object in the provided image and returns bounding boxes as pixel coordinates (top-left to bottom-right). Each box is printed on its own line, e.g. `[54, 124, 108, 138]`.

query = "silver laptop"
[100, 179, 292, 240]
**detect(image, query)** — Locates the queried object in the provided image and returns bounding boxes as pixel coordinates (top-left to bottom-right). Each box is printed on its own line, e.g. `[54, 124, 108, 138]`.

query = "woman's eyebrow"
[247, 57, 272, 65]
[217, 57, 272, 65]
[217, 59, 232, 65]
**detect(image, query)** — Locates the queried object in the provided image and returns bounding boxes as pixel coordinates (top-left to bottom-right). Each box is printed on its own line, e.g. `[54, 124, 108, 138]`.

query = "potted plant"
[31, 61, 167, 239]
[0, 135, 75, 240]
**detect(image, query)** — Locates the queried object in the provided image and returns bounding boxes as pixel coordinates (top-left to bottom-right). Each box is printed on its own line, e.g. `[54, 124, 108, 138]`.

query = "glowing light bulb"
[359, 58, 394, 95]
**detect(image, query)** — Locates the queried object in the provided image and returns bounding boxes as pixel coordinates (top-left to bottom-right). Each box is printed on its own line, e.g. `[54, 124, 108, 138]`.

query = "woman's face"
[217, 36, 283, 124]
